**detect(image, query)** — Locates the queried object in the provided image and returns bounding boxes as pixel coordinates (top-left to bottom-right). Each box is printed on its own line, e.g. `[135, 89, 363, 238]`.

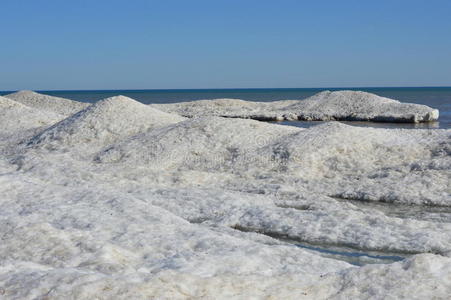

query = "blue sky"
[1, 0, 450, 90]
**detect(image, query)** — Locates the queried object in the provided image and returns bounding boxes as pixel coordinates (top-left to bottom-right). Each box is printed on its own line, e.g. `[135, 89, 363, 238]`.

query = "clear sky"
[1, 0, 450, 90]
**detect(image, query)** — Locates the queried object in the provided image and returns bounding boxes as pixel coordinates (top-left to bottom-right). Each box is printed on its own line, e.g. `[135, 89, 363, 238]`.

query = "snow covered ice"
[153, 90, 439, 123]
[4, 90, 89, 117]
[27, 95, 185, 153]
[0, 91, 450, 299]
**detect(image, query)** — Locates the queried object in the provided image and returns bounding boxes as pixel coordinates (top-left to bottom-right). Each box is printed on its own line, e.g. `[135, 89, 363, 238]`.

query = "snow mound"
[259, 121, 444, 176]
[153, 90, 439, 123]
[96, 116, 299, 167]
[152, 98, 291, 121]
[0, 95, 62, 133]
[98, 117, 302, 165]
[257, 122, 450, 205]
[289, 90, 439, 122]
[98, 117, 450, 206]
[5, 90, 89, 116]
[28, 95, 186, 151]
[153, 98, 275, 119]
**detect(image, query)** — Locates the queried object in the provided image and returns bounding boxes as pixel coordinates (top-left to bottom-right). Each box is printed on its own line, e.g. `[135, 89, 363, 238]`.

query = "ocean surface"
[1, 87, 450, 129]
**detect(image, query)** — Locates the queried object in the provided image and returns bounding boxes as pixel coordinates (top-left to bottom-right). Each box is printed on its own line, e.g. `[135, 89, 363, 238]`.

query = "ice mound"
[98, 118, 450, 206]
[288, 90, 439, 122]
[28, 95, 186, 151]
[96, 116, 299, 167]
[259, 122, 450, 205]
[0, 95, 62, 133]
[153, 98, 280, 119]
[259, 121, 446, 177]
[5, 90, 89, 117]
[153, 90, 439, 123]
[152, 98, 292, 121]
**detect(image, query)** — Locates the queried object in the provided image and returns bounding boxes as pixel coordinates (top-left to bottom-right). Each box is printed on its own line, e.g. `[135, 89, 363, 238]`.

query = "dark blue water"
[1, 87, 450, 128]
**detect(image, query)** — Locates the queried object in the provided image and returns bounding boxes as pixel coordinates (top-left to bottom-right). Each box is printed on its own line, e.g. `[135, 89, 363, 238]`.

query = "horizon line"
[1, 85, 451, 93]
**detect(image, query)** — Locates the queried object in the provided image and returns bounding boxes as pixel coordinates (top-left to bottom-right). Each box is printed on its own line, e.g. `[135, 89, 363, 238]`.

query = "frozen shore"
[0, 91, 450, 299]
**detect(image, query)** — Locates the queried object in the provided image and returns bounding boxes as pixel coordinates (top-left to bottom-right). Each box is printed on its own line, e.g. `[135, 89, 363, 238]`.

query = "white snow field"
[153, 90, 439, 123]
[0, 92, 450, 299]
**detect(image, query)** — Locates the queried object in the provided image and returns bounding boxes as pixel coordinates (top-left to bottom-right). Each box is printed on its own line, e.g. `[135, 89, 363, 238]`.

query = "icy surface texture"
[153, 90, 439, 123]
[0, 91, 450, 299]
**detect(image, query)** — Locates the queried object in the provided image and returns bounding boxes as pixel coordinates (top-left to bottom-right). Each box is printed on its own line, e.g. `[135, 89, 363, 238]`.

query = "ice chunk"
[153, 90, 439, 123]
